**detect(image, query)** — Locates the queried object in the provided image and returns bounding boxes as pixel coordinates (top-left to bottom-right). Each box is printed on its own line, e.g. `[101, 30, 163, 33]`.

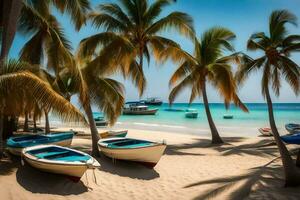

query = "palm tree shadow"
[16, 163, 88, 195]
[185, 158, 300, 200]
[95, 155, 160, 180]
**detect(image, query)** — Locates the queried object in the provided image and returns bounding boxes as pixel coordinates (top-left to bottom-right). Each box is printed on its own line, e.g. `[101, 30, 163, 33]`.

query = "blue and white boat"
[185, 109, 198, 118]
[7, 132, 74, 156]
[281, 132, 300, 144]
[98, 137, 166, 168]
[285, 123, 300, 134]
[22, 145, 100, 182]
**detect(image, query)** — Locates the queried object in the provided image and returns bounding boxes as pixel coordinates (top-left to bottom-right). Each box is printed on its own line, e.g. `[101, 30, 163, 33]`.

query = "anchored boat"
[99, 130, 128, 139]
[185, 109, 198, 118]
[123, 104, 158, 115]
[7, 132, 74, 156]
[142, 97, 163, 106]
[22, 145, 100, 182]
[98, 137, 166, 168]
[223, 114, 233, 119]
[94, 116, 108, 127]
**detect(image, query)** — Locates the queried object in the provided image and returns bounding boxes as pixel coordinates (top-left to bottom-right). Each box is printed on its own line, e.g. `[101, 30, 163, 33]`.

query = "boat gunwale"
[98, 138, 166, 150]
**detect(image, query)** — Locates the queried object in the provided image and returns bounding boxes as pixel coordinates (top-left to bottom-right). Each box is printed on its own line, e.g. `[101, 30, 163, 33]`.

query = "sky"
[9, 0, 300, 103]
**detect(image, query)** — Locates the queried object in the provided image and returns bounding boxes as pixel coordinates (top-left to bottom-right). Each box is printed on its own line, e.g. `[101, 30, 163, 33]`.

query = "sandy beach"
[1, 127, 300, 200]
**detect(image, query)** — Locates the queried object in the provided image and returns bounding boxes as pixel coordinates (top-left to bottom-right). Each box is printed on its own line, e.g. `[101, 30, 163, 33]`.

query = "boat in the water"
[142, 98, 163, 106]
[123, 104, 158, 115]
[22, 145, 100, 182]
[98, 137, 166, 168]
[223, 114, 233, 119]
[99, 130, 128, 138]
[281, 132, 300, 144]
[185, 109, 198, 118]
[285, 123, 300, 133]
[258, 127, 272, 136]
[7, 132, 74, 156]
[94, 116, 108, 127]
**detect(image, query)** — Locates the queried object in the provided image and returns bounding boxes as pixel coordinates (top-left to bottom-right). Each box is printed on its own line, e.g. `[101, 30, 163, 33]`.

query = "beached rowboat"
[7, 132, 74, 156]
[22, 145, 100, 182]
[99, 130, 128, 138]
[281, 132, 300, 144]
[258, 127, 272, 136]
[285, 123, 300, 134]
[98, 138, 166, 168]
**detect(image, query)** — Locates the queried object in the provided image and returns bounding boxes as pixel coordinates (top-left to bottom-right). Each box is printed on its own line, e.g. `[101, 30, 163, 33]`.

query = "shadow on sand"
[16, 163, 88, 195]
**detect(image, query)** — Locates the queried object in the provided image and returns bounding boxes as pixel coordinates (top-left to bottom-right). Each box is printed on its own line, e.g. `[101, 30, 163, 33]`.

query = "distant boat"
[143, 98, 163, 106]
[281, 132, 300, 144]
[7, 132, 74, 156]
[258, 127, 272, 136]
[94, 116, 108, 127]
[98, 137, 167, 168]
[285, 123, 300, 133]
[223, 114, 233, 119]
[123, 104, 158, 115]
[22, 145, 100, 182]
[185, 109, 198, 118]
[164, 108, 185, 112]
[99, 130, 128, 138]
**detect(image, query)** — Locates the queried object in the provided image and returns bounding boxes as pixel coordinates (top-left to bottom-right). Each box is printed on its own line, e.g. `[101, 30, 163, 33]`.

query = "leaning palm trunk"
[84, 103, 100, 156]
[44, 109, 50, 134]
[265, 86, 300, 186]
[202, 81, 223, 144]
[33, 114, 37, 133]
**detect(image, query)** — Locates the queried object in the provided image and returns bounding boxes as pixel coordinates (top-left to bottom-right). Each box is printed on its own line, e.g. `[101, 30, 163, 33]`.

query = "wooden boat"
[123, 104, 158, 115]
[143, 98, 163, 106]
[223, 114, 233, 119]
[7, 132, 74, 156]
[98, 137, 166, 168]
[185, 109, 198, 118]
[99, 130, 128, 138]
[22, 145, 100, 182]
[281, 132, 300, 144]
[94, 116, 108, 127]
[285, 123, 300, 133]
[258, 127, 272, 136]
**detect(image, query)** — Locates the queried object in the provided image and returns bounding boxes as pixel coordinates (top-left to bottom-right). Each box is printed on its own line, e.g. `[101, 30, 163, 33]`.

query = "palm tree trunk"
[23, 112, 29, 132]
[0, 114, 4, 159]
[0, 0, 23, 60]
[202, 81, 223, 144]
[84, 103, 100, 156]
[265, 85, 300, 186]
[44, 110, 50, 134]
[33, 114, 37, 133]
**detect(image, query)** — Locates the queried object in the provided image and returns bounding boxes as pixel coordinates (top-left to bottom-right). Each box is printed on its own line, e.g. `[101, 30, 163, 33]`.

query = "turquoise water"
[94, 103, 300, 135]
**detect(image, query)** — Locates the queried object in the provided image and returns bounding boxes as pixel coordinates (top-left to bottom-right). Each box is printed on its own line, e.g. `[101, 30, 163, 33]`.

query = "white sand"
[0, 127, 300, 200]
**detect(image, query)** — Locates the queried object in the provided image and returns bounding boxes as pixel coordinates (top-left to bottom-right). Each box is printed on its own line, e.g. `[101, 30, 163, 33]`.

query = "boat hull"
[122, 109, 158, 115]
[281, 132, 300, 144]
[258, 128, 272, 136]
[285, 123, 300, 133]
[98, 138, 166, 168]
[100, 130, 128, 139]
[22, 145, 100, 181]
[8, 138, 72, 156]
[185, 112, 198, 118]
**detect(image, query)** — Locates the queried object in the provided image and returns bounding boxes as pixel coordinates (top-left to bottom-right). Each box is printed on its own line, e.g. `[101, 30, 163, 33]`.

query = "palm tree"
[0, 59, 86, 158]
[236, 10, 300, 186]
[168, 27, 248, 144]
[78, 0, 194, 96]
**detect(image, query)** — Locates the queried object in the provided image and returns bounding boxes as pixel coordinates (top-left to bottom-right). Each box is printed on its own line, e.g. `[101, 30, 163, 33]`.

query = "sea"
[93, 103, 300, 136]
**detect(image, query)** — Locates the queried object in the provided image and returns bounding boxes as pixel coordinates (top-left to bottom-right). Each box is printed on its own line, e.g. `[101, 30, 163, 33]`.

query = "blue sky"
[10, 0, 300, 103]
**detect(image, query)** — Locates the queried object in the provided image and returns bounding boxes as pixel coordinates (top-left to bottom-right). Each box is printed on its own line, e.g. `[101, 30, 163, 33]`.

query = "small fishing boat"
[7, 132, 74, 156]
[185, 109, 198, 118]
[123, 104, 158, 115]
[281, 132, 300, 144]
[94, 116, 108, 127]
[285, 123, 300, 133]
[99, 130, 128, 139]
[142, 97, 163, 106]
[98, 137, 167, 168]
[22, 145, 100, 182]
[223, 114, 233, 119]
[258, 127, 272, 136]
[164, 108, 185, 112]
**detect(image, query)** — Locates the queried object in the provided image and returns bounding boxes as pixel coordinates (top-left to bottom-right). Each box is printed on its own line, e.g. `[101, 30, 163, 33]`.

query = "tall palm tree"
[236, 10, 300, 186]
[168, 27, 248, 144]
[78, 0, 194, 96]
[0, 59, 86, 157]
